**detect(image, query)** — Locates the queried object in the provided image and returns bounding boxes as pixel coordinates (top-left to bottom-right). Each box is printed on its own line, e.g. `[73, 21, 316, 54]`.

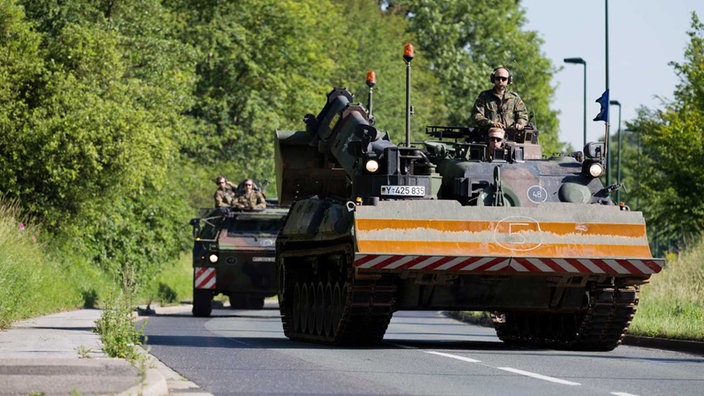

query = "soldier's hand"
[492, 121, 504, 128]
[514, 124, 525, 131]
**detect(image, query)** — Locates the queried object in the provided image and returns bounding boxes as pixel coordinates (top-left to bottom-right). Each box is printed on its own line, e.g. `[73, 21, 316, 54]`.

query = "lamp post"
[609, 99, 622, 202]
[564, 57, 587, 148]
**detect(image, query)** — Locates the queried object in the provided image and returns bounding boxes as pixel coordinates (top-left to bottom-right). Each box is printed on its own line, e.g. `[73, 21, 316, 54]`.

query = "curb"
[118, 346, 169, 396]
[622, 335, 704, 356]
[445, 311, 704, 356]
[131, 303, 214, 396]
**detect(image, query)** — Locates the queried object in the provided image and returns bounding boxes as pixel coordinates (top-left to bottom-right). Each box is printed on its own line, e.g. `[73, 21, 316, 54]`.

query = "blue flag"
[593, 89, 609, 122]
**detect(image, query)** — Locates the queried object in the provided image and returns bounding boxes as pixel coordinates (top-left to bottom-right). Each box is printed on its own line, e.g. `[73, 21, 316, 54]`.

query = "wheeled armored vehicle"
[190, 203, 288, 316]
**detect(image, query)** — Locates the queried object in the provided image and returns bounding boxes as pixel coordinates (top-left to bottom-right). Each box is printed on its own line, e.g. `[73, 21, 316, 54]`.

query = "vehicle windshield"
[227, 216, 285, 236]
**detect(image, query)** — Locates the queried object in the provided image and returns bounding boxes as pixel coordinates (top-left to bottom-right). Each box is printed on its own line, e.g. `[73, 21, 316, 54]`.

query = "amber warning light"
[403, 43, 414, 62]
[366, 70, 376, 87]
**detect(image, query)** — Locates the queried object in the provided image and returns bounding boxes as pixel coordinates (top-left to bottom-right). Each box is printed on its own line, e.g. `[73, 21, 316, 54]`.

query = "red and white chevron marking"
[353, 254, 663, 275]
[194, 267, 216, 289]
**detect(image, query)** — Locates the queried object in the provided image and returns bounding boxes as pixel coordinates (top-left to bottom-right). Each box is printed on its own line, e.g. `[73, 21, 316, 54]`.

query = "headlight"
[588, 163, 604, 177]
[582, 160, 604, 178]
[209, 254, 218, 263]
[365, 159, 379, 173]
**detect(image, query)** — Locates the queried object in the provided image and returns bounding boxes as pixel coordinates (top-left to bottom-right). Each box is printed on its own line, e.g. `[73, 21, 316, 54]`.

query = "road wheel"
[300, 283, 310, 334]
[307, 282, 317, 335]
[323, 282, 333, 336]
[330, 282, 344, 336]
[315, 282, 325, 336]
[292, 282, 302, 332]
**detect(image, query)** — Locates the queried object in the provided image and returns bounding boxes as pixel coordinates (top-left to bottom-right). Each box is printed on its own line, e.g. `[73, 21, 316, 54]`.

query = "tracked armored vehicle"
[274, 59, 663, 351]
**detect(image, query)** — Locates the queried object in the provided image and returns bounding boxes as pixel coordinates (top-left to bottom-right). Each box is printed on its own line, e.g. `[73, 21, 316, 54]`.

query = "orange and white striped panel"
[352, 200, 662, 270]
[353, 254, 663, 275]
[194, 267, 216, 289]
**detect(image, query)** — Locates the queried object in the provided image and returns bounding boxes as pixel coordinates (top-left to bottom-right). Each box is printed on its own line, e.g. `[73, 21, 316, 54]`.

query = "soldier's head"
[243, 178, 254, 191]
[491, 67, 511, 90]
[215, 175, 227, 190]
[487, 127, 505, 152]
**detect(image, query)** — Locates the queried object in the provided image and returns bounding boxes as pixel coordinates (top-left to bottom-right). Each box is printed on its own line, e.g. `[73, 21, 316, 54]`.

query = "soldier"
[486, 127, 506, 160]
[234, 178, 266, 210]
[214, 175, 237, 208]
[471, 66, 528, 132]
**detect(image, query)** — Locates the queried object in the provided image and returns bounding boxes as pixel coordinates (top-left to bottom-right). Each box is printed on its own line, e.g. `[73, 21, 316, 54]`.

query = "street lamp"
[564, 57, 587, 149]
[609, 99, 622, 202]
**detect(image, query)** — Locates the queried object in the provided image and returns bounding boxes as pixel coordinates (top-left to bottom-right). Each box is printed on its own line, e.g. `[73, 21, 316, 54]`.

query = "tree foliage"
[1, 0, 595, 293]
[1, 0, 196, 290]
[626, 13, 704, 251]
[386, 0, 562, 153]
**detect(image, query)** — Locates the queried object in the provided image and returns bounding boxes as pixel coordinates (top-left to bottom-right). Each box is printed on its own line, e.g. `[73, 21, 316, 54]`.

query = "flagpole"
[604, 0, 611, 187]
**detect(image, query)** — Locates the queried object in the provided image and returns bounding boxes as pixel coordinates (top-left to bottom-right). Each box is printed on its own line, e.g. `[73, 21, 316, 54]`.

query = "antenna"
[508, 62, 538, 130]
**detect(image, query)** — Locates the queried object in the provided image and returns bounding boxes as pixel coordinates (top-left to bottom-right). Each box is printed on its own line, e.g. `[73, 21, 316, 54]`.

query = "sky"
[520, 0, 704, 150]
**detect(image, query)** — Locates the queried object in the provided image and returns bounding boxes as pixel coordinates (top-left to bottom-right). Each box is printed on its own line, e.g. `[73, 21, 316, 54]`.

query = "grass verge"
[630, 245, 704, 340]
[0, 201, 114, 329]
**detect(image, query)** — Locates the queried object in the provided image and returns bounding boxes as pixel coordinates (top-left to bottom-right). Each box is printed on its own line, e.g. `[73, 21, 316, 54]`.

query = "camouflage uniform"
[214, 181, 237, 208]
[236, 190, 267, 210]
[471, 89, 528, 129]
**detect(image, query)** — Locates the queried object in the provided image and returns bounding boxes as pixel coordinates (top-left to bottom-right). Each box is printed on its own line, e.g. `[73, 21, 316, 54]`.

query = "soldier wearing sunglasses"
[234, 178, 267, 210]
[214, 175, 238, 208]
[471, 66, 528, 132]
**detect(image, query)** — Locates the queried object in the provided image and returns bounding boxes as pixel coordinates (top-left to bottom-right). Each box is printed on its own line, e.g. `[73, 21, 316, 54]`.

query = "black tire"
[192, 289, 213, 317]
[248, 295, 266, 309]
[229, 294, 248, 309]
[229, 294, 266, 309]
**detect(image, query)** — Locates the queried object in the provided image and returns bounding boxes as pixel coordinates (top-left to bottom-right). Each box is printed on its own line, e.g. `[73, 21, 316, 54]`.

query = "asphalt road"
[141, 301, 704, 396]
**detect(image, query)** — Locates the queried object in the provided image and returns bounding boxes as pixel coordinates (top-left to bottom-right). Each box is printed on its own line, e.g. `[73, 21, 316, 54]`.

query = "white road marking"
[420, 349, 581, 387]
[425, 351, 482, 363]
[497, 366, 581, 386]
[611, 392, 640, 396]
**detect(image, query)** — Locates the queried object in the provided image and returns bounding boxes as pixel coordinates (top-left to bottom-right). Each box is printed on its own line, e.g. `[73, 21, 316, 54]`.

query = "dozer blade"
[352, 200, 664, 276]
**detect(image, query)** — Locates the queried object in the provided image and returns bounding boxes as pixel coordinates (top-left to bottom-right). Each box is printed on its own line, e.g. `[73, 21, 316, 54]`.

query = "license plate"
[252, 257, 275, 262]
[380, 185, 425, 196]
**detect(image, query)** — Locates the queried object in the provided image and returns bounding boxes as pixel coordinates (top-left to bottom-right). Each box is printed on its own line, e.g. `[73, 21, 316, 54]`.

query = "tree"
[170, 0, 445, 194]
[170, 0, 342, 173]
[385, 0, 563, 154]
[2, 0, 197, 290]
[626, 13, 704, 251]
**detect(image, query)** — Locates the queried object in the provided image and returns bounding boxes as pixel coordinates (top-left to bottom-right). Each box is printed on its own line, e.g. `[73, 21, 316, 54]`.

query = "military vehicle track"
[278, 244, 396, 345]
[492, 285, 639, 351]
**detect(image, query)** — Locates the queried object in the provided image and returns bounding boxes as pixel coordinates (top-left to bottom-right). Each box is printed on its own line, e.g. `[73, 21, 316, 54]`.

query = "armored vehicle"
[273, 53, 663, 350]
[190, 203, 288, 316]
